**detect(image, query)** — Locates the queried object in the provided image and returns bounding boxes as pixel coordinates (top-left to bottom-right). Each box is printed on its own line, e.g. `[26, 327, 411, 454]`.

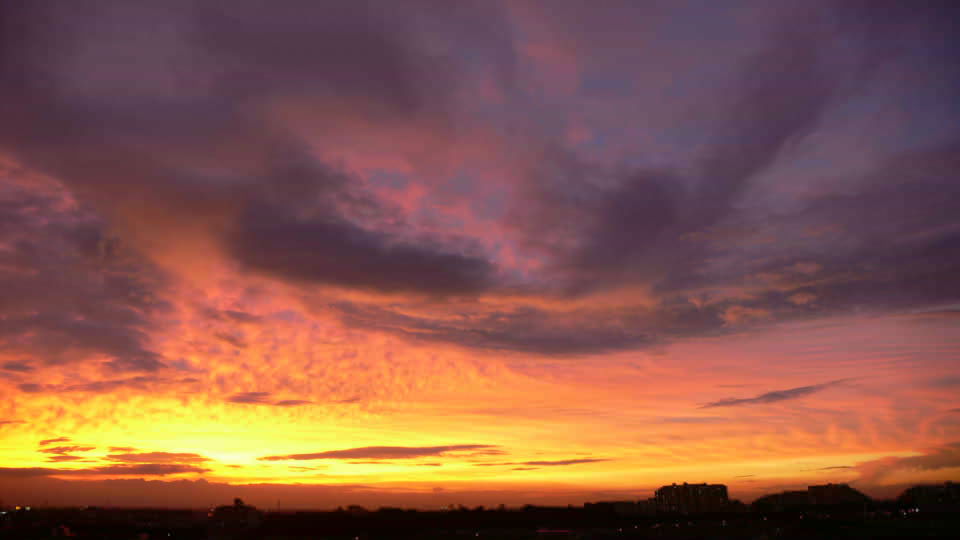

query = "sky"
[1, 0, 959, 509]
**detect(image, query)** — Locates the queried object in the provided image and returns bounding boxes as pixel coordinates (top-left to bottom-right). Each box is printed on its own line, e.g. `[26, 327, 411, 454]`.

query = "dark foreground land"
[3, 506, 960, 540]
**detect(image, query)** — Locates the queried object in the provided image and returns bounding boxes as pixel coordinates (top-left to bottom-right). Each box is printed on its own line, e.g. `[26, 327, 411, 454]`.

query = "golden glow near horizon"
[2, 0, 960, 509]
[3, 272, 959, 506]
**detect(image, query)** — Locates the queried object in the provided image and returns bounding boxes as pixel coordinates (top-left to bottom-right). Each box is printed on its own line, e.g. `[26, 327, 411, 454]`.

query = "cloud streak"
[0, 464, 208, 478]
[260, 445, 498, 461]
[700, 379, 850, 408]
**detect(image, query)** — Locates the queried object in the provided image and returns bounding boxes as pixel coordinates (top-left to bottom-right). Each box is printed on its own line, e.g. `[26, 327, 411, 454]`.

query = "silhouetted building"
[584, 500, 654, 517]
[898, 482, 960, 512]
[655, 483, 729, 514]
[752, 484, 870, 513]
[209, 498, 262, 530]
[752, 490, 811, 512]
[807, 483, 869, 506]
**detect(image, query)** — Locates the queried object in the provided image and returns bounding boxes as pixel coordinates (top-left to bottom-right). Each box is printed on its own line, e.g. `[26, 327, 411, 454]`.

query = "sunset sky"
[1, 0, 959, 509]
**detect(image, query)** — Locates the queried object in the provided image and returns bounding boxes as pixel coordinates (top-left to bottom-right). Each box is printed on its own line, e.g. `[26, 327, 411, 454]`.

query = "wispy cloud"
[20, 377, 200, 394]
[260, 445, 498, 461]
[0, 464, 208, 478]
[474, 458, 609, 467]
[227, 392, 272, 404]
[2, 361, 33, 372]
[106, 452, 209, 464]
[274, 399, 313, 407]
[854, 442, 960, 484]
[39, 446, 95, 454]
[39, 437, 70, 446]
[700, 379, 850, 408]
[227, 392, 314, 406]
[46, 455, 87, 462]
[521, 458, 609, 466]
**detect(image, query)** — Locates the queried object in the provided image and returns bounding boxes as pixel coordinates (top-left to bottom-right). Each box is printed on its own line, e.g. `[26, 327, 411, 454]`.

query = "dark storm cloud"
[700, 379, 849, 408]
[260, 445, 498, 461]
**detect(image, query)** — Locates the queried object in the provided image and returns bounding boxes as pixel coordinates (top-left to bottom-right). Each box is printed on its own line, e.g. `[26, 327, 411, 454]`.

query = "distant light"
[25, 507, 31, 511]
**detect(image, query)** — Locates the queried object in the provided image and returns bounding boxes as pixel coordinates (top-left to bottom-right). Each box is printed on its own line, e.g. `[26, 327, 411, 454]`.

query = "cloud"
[46, 455, 87, 463]
[260, 445, 498, 461]
[700, 379, 850, 408]
[0, 464, 207, 478]
[520, 458, 609, 467]
[39, 446, 96, 455]
[787, 292, 817, 306]
[475, 458, 609, 468]
[1, 360, 33, 372]
[0, 468, 64, 478]
[0, 0, 956, 363]
[656, 416, 728, 424]
[332, 302, 656, 356]
[0, 0, 509, 302]
[213, 332, 246, 349]
[39, 437, 70, 446]
[854, 442, 960, 485]
[83, 464, 209, 476]
[226, 392, 314, 406]
[227, 392, 272, 404]
[227, 201, 495, 296]
[105, 452, 209, 464]
[0, 420, 25, 426]
[0, 177, 169, 373]
[928, 375, 960, 388]
[19, 377, 200, 394]
[273, 400, 313, 407]
[108, 447, 138, 452]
